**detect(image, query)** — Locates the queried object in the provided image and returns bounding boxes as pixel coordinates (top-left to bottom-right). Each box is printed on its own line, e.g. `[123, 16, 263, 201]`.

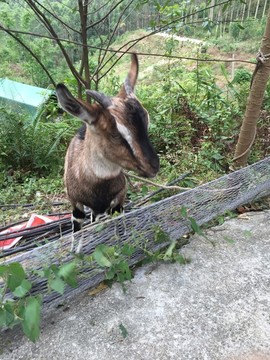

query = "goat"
[56, 53, 159, 252]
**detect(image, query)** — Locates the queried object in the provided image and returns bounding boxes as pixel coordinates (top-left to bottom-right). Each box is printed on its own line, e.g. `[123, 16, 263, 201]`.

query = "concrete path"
[155, 32, 205, 45]
[1, 211, 270, 360]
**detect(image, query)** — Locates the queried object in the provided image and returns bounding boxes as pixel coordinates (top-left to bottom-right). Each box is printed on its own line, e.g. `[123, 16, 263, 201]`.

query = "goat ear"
[85, 90, 112, 108]
[56, 84, 97, 124]
[118, 53, 138, 98]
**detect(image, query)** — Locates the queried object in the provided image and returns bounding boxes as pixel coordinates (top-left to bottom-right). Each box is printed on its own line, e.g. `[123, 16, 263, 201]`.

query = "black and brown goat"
[56, 54, 159, 252]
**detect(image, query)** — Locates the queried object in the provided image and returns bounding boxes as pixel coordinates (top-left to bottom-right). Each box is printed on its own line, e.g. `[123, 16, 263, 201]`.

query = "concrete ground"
[1, 210, 270, 360]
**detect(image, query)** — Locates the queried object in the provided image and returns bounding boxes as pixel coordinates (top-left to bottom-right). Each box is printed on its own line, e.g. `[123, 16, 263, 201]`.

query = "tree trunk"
[247, 0, 251, 19]
[230, 1, 235, 23]
[209, 0, 215, 22]
[241, 2, 246, 23]
[254, 0, 260, 19]
[232, 9, 270, 169]
[262, 0, 268, 18]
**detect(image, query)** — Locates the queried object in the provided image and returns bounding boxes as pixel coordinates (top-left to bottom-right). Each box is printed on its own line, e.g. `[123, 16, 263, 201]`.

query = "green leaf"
[121, 244, 135, 257]
[212, 153, 224, 160]
[22, 297, 41, 342]
[105, 268, 116, 280]
[49, 264, 59, 276]
[65, 273, 78, 288]
[7, 263, 26, 291]
[94, 224, 105, 233]
[117, 262, 132, 281]
[180, 206, 188, 218]
[58, 262, 76, 280]
[119, 323, 128, 338]
[188, 217, 203, 235]
[3, 302, 15, 327]
[93, 247, 112, 268]
[60, 264, 78, 288]
[163, 240, 177, 260]
[220, 64, 229, 82]
[237, 24, 245, 29]
[0, 265, 7, 277]
[173, 254, 188, 265]
[49, 277, 65, 295]
[0, 308, 7, 327]
[222, 2, 229, 12]
[224, 236, 235, 244]
[154, 227, 169, 244]
[243, 230, 252, 237]
[12, 279, 32, 298]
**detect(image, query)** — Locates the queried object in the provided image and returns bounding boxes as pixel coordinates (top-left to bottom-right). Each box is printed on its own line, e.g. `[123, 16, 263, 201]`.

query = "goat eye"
[110, 131, 121, 142]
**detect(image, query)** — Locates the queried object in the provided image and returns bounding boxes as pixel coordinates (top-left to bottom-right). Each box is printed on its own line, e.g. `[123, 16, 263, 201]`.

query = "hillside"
[102, 30, 255, 85]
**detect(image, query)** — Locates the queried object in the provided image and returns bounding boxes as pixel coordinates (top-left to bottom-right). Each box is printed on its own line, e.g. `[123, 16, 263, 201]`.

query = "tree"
[0, 0, 153, 97]
[232, 7, 270, 169]
[0, 0, 257, 99]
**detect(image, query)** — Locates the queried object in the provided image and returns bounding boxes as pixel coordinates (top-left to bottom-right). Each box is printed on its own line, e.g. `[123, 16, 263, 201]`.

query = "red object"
[0, 214, 70, 251]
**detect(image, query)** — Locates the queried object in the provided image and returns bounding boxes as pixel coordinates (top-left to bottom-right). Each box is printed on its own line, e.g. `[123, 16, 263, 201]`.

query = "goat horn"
[118, 53, 138, 98]
[86, 90, 112, 108]
[124, 77, 134, 96]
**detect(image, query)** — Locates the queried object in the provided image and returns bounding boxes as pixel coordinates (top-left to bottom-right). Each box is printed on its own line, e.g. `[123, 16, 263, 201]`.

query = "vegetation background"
[0, 0, 270, 225]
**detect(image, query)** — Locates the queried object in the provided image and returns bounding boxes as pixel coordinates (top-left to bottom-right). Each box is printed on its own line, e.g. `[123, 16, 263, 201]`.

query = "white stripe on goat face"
[116, 121, 137, 155]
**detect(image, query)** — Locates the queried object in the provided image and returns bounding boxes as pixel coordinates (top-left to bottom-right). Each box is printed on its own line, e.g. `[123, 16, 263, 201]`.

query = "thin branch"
[131, 173, 191, 208]
[34, 0, 80, 34]
[0, 24, 56, 86]
[123, 172, 190, 191]
[0, 27, 254, 66]
[87, 0, 113, 15]
[25, 0, 85, 86]
[86, 0, 125, 30]
[93, 0, 136, 81]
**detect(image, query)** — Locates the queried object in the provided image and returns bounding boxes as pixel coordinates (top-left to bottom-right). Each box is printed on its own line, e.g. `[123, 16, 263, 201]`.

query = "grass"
[0, 174, 68, 227]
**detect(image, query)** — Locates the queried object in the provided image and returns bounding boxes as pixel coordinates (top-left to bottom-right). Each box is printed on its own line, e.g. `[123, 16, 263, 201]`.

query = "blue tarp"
[0, 78, 53, 115]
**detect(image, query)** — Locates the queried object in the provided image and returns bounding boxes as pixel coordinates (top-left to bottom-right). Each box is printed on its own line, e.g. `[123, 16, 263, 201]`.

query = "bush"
[137, 61, 245, 179]
[0, 105, 77, 176]
[233, 68, 252, 84]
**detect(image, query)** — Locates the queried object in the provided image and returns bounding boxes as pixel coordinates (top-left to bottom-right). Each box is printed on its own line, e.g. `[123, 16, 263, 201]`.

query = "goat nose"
[141, 156, 159, 178]
[152, 155, 160, 173]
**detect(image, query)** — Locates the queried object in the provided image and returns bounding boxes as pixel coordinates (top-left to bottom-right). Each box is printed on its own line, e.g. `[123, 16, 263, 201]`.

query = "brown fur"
[56, 54, 159, 251]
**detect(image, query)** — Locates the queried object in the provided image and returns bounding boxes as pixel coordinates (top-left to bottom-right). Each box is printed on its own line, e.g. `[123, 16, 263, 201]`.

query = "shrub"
[233, 68, 252, 84]
[0, 105, 77, 176]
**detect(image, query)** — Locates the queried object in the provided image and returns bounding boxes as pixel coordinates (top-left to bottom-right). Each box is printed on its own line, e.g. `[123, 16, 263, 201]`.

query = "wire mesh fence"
[1, 157, 270, 311]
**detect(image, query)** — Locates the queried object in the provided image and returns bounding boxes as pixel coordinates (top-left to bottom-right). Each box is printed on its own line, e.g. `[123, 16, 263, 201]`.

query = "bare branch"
[92, 0, 136, 82]
[87, 0, 113, 15]
[25, 0, 85, 86]
[86, 0, 125, 30]
[123, 172, 190, 191]
[0, 26, 254, 65]
[0, 23, 56, 86]
[35, 0, 80, 34]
